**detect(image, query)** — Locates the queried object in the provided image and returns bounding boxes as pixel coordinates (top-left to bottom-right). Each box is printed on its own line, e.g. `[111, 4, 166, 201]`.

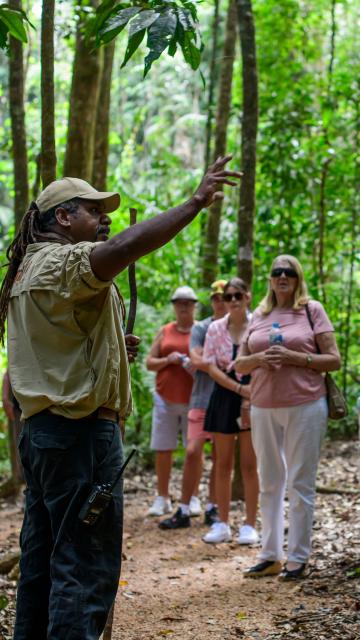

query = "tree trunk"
[92, 42, 115, 191]
[232, 0, 258, 503]
[236, 0, 258, 287]
[8, 0, 29, 230]
[204, 0, 220, 173]
[63, 2, 103, 181]
[41, 0, 57, 187]
[317, 0, 337, 304]
[198, 0, 221, 273]
[201, 0, 237, 288]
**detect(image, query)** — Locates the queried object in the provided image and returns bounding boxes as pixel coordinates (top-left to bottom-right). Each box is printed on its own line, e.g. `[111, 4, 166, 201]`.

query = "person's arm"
[264, 332, 341, 371]
[90, 156, 241, 281]
[145, 329, 184, 372]
[235, 342, 273, 374]
[2, 370, 15, 421]
[190, 345, 209, 372]
[207, 363, 250, 398]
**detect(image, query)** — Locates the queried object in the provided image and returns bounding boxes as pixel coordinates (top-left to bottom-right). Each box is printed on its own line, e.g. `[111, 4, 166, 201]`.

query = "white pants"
[251, 397, 327, 564]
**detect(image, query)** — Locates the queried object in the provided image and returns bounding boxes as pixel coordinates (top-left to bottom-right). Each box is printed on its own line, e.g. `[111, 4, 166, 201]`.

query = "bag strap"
[304, 303, 321, 354]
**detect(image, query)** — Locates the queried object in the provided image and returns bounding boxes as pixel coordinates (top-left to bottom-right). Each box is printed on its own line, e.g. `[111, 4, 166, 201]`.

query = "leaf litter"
[0, 439, 358, 639]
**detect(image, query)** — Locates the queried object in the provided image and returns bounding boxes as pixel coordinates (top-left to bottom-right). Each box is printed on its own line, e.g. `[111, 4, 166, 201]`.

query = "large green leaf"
[0, 7, 27, 43]
[144, 10, 177, 77]
[98, 6, 141, 44]
[178, 24, 200, 70]
[128, 10, 160, 38]
[121, 27, 146, 68]
[87, 1, 125, 38]
[177, 7, 195, 32]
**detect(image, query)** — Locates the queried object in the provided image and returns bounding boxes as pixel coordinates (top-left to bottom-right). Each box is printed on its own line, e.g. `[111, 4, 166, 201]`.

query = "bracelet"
[234, 384, 242, 395]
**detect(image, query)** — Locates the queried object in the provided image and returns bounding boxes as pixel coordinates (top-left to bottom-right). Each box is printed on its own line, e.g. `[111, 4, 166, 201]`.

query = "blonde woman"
[236, 255, 340, 579]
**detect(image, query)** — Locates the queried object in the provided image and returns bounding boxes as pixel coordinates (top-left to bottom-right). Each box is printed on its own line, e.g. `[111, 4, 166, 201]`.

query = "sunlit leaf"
[128, 10, 160, 38]
[0, 7, 27, 43]
[98, 7, 141, 44]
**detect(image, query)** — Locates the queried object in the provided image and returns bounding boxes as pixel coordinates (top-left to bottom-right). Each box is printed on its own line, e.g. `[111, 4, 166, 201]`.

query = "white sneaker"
[237, 524, 259, 545]
[189, 496, 201, 517]
[147, 496, 172, 517]
[202, 521, 232, 544]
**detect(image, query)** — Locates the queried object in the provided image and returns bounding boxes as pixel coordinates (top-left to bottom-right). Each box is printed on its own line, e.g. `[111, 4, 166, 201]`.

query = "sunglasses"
[270, 268, 298, 278]
[223, 292, 244, 302]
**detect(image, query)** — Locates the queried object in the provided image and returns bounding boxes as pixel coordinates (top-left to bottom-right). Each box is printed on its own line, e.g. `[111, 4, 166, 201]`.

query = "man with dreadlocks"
[0, 155, 241, 640]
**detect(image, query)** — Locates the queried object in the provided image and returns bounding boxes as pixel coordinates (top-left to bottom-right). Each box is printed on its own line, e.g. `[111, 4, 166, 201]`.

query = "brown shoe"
[244, 560, 282, 578]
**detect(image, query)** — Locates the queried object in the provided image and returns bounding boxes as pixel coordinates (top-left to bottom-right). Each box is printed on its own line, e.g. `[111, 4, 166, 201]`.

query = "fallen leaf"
[119, 579, 128, 587]
[236, 611, 247, 620]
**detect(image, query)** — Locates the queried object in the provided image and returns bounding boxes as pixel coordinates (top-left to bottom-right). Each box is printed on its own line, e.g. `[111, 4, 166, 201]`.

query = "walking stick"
[103, 208, 138, 640]
[125, 208, 138, 335]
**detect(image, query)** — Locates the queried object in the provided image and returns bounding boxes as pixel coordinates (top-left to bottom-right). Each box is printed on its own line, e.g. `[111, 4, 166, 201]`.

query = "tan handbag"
[305, 304, 347, 421]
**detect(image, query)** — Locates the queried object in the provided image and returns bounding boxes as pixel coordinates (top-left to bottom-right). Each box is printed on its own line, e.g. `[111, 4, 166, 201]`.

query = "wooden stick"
[103, 208, 138, 640]
[125, 208, 138, 335]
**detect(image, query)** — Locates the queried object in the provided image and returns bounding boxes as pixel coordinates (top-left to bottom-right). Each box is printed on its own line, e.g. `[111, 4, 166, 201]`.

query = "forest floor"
[0, 439, 359, 640]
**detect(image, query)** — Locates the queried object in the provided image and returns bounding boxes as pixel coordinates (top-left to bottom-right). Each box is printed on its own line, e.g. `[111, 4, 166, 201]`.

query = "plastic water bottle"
[269, 322, 283, 345]
[180, 355, 191, 369]
[180, 355, 194, 377]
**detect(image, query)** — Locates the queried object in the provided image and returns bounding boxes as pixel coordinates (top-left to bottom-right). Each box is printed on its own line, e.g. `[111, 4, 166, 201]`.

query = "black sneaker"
[204, 506, 219, 526]
[278, 563, 306, 581]
[159, 508, 191, 530]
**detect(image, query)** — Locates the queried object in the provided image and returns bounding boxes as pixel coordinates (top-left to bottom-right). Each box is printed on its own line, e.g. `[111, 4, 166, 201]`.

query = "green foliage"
[89, 0, 202, 75]
[0, 4, 33, 50]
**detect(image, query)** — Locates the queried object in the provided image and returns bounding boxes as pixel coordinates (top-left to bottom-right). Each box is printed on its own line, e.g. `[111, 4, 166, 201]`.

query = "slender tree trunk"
[236, 0, 258, 287]
[317, 0, 337, 304]
[41, 0, 57, 186]
[201, 0, 237, 288]
[8, 0, 28, 230]
[204, 0, 220, 173]
[342, 88, 359, 398]
[92, 42, 115, 191]
[63, 1, 103, 180]
[232, 0, 258, 503]
[198, 0, 221, 273]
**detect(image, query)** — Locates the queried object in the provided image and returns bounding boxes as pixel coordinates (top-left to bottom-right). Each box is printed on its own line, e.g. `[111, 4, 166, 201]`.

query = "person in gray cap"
[0, 155, 241, 640]
[146, 285, 198, 517]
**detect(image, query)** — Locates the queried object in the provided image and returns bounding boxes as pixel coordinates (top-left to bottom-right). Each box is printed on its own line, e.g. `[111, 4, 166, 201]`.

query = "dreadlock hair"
[0, 198, 81, 345]
[0, 197, 127, 344]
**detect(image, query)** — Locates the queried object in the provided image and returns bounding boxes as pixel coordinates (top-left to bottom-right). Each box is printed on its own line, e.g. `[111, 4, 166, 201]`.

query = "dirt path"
[0, 440, 359, 639]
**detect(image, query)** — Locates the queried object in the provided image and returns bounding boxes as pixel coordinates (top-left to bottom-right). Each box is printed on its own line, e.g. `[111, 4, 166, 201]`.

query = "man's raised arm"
[90, 156, 241, 281]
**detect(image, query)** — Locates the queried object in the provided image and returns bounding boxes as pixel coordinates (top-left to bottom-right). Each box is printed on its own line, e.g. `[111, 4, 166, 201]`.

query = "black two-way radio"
[78, 448, 137, 526]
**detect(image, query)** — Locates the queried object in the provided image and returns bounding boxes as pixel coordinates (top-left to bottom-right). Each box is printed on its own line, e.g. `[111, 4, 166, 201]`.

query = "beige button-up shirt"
[8, 241, 132, 420]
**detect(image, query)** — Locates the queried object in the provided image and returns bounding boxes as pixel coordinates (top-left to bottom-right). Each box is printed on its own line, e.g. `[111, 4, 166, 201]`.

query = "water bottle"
[269, 322, 283, 345]
[180, 355, 192, 370]
[180, 354, 194, 377]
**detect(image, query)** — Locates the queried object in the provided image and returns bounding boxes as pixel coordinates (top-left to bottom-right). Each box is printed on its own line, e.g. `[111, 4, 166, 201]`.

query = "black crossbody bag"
[304, 304, 347, 421]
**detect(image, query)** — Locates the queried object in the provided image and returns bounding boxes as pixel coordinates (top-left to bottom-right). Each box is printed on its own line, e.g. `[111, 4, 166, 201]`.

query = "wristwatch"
[306, 354, 313, 367]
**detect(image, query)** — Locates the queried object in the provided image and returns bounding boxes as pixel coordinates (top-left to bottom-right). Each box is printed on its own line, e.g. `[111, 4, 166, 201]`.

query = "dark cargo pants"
[14, 413, 123, 640]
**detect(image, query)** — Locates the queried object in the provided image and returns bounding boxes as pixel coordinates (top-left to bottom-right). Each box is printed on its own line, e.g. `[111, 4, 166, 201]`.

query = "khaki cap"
[36, 177, 120, 215]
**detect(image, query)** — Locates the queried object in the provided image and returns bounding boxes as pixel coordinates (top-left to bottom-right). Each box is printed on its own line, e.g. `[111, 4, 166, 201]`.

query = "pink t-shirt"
[243, 301, 333, 408]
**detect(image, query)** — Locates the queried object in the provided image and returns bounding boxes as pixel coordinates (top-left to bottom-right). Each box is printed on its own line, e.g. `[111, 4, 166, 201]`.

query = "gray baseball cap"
[171, 286, 198, 302]
[36, 177, 120, 215]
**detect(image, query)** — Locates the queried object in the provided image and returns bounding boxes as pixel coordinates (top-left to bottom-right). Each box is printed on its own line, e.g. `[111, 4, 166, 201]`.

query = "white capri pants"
[251, 397, 328, 564]
[150, 391, 189, 450]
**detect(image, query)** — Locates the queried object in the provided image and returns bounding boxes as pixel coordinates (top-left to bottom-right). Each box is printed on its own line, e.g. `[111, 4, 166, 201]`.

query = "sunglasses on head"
[271, 267, 298, 278]
[223, 291, 244, 302]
